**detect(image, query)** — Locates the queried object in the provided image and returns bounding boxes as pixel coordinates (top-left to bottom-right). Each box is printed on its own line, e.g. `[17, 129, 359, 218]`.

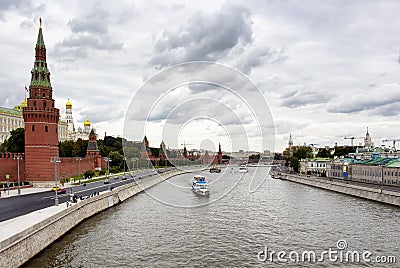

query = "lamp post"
[380, 165, 384, 194]
[123, 157, 126, 178]
[76, 157, 82, 183]
[14, 155, 22, 195]
[104, 157, 112, 190]
[51, 157, 61, 206]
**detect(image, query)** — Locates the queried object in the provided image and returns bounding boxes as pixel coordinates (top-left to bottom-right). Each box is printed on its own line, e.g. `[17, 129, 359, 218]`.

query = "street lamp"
[123, 157, 126, 178]
[104, 157, 112, 190]
[14, 155, 22, 195]
[51, 157, 61, 206]
[380, 165, 384, 194]
[76, 157, 82, 183]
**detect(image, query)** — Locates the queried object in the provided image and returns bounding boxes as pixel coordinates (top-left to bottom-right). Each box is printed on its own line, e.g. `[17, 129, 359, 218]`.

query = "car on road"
[114, 176, 119, 180]
[104, 179, 110, 184]
[122, 176, 127, 180]
[56, 188, 67, 194]
[51, 186, 62, 191]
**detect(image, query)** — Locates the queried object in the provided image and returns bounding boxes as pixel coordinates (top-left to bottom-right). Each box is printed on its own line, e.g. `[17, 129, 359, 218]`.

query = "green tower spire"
[30, 17, 51, 88]
[36, 17, 45, 49]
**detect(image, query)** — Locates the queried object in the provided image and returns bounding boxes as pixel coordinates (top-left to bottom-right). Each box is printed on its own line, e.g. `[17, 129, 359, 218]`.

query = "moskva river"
[26, 167, 399, 267]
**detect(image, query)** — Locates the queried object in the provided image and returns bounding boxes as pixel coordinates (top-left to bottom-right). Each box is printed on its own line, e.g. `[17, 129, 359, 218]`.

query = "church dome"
[84, 117, 91, 126]
[13, 99, 28, 111]
[66, 98, 72, 108]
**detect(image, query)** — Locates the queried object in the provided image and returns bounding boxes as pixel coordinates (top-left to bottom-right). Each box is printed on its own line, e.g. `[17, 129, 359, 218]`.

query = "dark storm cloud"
[67, 4, 108, 34]
[327, 83, 400, 114]
[57, 35, 123, 51]
[149, 3, 253, 68]
[236, 47, 288, 74]
[53, 3, 123, 60]
[280, 89, 333, 108]
[0, 0, 44, 21]
[371, 103, 400, 117]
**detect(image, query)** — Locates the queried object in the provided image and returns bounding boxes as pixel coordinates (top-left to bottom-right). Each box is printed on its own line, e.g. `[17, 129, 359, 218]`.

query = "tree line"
[0, 128, 137, 171]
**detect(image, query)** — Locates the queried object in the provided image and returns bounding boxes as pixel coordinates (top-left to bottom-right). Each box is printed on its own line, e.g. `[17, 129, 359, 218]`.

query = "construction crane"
[382, 139, 400, 150]
[344, 137, 364, 146]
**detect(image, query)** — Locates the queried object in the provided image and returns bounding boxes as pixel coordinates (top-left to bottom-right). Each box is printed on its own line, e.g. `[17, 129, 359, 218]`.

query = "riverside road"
[0, 169, 163, 222]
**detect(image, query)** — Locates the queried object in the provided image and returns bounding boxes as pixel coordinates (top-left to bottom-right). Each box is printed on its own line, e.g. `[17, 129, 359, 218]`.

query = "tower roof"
[89, 128, 96, 137]
[36, 18, 45, 49]
[66, 98, 72, 107]
[84, 117, 91, 126]
[30, 18, 51, 88]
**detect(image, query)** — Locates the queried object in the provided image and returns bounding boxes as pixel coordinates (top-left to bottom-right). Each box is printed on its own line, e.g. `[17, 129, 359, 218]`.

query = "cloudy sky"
[1, 0, 400, 152]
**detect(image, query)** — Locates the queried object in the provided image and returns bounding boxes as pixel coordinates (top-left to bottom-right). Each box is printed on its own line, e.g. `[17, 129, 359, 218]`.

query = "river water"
[26, 167, 399, 267]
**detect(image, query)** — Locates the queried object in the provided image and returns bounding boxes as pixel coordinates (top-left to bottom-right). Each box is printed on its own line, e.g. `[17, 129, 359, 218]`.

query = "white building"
[299, 158, 331, 176]
[61, 99, 96, 141]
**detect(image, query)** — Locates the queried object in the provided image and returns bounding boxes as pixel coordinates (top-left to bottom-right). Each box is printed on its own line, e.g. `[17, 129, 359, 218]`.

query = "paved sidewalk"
[0, 188, 110, 244]
[0, 204, 65, 242]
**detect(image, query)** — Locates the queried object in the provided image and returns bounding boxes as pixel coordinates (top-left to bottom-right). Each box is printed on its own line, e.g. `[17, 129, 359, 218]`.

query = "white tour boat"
[192, 175, 209, 195]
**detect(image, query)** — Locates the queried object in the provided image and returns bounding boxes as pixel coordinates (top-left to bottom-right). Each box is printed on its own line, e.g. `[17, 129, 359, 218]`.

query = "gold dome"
[66, 98, 72, 108]
[84, 117, 91, 126]
[13, 99, 28, 111]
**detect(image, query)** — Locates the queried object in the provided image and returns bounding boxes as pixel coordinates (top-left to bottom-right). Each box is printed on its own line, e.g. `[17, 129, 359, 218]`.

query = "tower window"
[32, 125, 35, 132]
[43, 101, 46, 108]
[43, 93, 45, 97]
[45, 126, 48, 132]
[33, 101, 36, 107]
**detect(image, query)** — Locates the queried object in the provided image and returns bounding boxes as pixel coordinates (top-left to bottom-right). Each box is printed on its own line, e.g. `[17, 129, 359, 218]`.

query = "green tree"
[1, 128, 25, 153]
[293, 146, 312, 160]
[59, 140, 74, 157]
[72, 138, 87, 157]
[333, 146, 357, 157]
[316, 148, 332, 158]
[108, 151, 123, 169]
[289, 156, 299, 172]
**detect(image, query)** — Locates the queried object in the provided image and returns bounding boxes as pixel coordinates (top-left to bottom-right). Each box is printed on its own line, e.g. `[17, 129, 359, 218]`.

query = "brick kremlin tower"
[23, 19, 60, 186]
[218, 143, 222, 164]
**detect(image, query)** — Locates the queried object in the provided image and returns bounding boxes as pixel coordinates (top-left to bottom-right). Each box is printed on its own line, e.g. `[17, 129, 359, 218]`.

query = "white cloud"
[1, 0, 400, 152]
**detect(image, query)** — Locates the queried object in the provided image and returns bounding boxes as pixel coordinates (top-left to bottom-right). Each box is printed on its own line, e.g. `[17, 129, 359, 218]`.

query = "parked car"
[104, 179, 110, 184]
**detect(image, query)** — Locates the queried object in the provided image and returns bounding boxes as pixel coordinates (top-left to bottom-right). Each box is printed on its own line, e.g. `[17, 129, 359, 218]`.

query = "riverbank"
[282, 173, 400, 207]
[0, 169, 189, 268]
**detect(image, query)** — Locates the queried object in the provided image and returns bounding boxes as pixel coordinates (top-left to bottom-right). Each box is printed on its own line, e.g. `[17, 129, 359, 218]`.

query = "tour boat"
[238, 166, 248, 173]
[192, 175, 209, 195]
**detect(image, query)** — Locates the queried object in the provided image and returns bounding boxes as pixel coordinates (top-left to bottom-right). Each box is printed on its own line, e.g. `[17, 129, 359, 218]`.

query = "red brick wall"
[59, 157, 94, 179]
[0, 153, 106, 183]
[0, 153, 26, 182]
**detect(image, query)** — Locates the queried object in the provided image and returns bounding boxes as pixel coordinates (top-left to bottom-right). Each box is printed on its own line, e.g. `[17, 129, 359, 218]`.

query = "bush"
[109, 166, 120, 174]
[84, 170, 95, 178]
[99, 169, 106, 175]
